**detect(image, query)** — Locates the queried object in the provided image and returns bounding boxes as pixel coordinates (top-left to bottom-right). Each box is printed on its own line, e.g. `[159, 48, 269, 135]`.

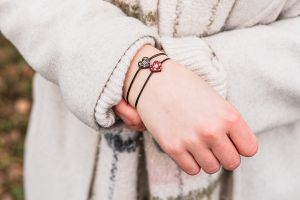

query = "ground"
[0, 33, 34, 200]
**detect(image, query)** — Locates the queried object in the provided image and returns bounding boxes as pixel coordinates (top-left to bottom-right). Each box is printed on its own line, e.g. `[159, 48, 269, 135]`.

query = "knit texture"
[95, 37, 156, 128]
[0, 0, 160, 131]
[160, 36, 227, 98]
[1, 0, 300, 200]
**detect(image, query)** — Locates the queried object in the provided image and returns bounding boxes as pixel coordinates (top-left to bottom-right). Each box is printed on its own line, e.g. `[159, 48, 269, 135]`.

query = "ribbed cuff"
[95, 36, 156, 128]
[160, 36, 228, 98]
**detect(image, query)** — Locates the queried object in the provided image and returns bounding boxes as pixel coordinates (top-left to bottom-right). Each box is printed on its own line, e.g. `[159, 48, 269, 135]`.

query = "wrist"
[123, 44, 165, 106]
[95, 37, 156, 128]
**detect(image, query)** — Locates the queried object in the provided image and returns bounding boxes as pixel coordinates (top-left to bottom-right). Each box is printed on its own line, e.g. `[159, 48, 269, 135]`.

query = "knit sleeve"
[0, 0, 160, 131]
[160, 37, 228, 98]
[161, 14, 300, 135]
[94, 37, 156, 128]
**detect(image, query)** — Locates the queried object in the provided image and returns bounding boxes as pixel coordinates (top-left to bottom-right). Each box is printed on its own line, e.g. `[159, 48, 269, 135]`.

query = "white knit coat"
[0, 0, 300, 200]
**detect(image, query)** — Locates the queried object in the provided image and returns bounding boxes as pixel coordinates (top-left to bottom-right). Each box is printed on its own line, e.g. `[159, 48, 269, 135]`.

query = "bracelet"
[125, 52, 167, 104]
[134, 57, 170, 108]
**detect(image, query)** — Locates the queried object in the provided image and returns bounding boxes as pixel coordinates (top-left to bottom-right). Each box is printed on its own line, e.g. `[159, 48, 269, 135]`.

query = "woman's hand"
[114, 99, 146, 131]
[121, 45, 258, 175]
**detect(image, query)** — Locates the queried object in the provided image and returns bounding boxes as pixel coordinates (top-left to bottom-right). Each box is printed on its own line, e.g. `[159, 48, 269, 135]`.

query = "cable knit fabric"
[160, 36, 228, 98]
[0, 0, 300, 200]
[95, 36, 156, 128]
[0, 0, 160, 131]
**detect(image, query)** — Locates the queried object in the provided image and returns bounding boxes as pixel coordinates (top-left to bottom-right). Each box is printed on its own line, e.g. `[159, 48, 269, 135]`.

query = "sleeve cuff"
[160, 36, 228, 98]
[95, 36, 156, 128]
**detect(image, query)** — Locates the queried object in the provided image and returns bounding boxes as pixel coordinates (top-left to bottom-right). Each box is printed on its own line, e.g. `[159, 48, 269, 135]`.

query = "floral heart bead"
[138, 57, 150, 69]
[150, 60, 162, 72]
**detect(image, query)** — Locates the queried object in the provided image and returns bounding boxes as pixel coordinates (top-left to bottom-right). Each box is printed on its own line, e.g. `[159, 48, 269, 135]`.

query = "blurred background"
[0, 32, 34, 200]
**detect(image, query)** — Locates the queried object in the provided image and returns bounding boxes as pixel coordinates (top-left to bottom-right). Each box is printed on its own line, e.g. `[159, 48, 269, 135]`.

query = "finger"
[114, 99, 133, 115]
[115, 108, 132, 124]
[229, 116, 258, 157]
[187, 144, 220, 174]
[116, 106, 146, 130]
[114, 99, 143, 126]
[168, 150, 201, 176]
[210, 135, 241, 171]
[118, 112, 146, 131]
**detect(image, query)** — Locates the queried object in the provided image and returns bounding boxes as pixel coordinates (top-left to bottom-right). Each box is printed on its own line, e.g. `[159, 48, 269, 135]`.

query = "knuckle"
[201, 131, 218, 141]
[222, 105, 241, 124]
[163, 142, 184, 156]
[183, 134, 200, 147]
[196, 123, 223, 142]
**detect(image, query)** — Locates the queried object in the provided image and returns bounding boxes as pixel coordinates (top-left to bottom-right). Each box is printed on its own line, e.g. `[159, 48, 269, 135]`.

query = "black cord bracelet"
[134, 57, 170, 108]
[125, 52, 167, 104]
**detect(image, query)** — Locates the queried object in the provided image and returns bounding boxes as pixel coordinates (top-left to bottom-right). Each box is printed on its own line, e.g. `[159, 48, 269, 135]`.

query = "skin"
[113, 44, 258, 175]
[114, 99, 146, 131]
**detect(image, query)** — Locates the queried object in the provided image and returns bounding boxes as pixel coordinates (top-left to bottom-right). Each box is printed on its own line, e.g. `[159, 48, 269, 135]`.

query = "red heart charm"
[150, 60, 162, 72]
